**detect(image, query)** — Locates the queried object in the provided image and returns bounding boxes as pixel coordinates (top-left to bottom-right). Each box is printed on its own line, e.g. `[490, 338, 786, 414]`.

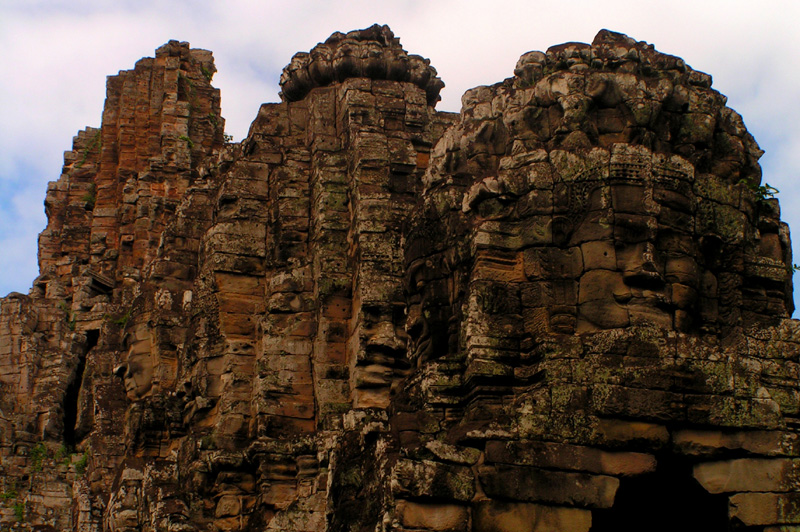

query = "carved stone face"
[515, 150, 708, 334]
[404, 212, 469, 364]
[406, 143, 791, 361]
[567, 178, 701, 333]
[120, 324, 153, 401]
[107, 467, 143, 531]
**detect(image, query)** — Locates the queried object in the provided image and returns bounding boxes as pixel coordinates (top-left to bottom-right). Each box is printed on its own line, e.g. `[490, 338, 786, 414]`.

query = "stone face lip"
[279, 23, 445, 106]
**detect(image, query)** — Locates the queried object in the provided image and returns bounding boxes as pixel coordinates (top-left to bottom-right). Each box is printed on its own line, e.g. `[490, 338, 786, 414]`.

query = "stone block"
[570, 211, 614, 244]
[217, 293, 260, 315]
[473, 501, 591, 532]
[694, 458, 800, 494]
[524, 247, 583, 280]
[424, 441, 481, 466]
[478, 464, 619, 508]
[577, 300, 630, 331]
[519, 217, 554, 246]
[679, 113, 716, 144]
[219, 312, 255, 336]
[578, 270, 627, 302]
[473, 251, 526, 283]
[730, 492, 800, 526]
[214, 272, 264, 294]
[673, 429, 793, 457]
[594, 418, 669, 448]
[581, 240, 616, 270]
[396, 501, 469, 531]
[215, 494, 241, 518]
[485, 440, 655, 476]
[322, 296, 351, 319]
[394, 460, 475, 502]
[611, 184, 646, 213]
[591, 385, 683, 422]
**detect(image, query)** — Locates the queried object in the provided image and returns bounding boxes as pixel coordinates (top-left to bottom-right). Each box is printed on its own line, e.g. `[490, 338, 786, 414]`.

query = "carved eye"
[407, 319, 423, 340]
[477, 197, 511, 219]
[551, 216, 574, 246]
[217, 194, 237, 216]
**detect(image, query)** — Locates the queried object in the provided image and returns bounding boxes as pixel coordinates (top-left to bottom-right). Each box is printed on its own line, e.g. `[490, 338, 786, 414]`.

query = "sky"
[1, 0, 799, 312]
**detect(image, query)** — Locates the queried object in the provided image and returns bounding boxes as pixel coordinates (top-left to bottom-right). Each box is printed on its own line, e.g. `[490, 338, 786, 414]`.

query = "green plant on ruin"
[74, 452, 89, 476]
[318, 276, 350, 297]
[13, 501, 24, 522]
[179, 71, 194, 89]
[29, 443, 47, 472]
[1, 481, 19, 517]
[179, 134, 194, 149]
[59, 301, 77, 331]
[110, 307, 133, 328]
[75, 130, 102, 169]
[739, 178, 779, 201]
[81, 183, 97, 210]
[54, 444, 73, 464]
[3, 479, 18, 495]
[178, 72, 201, 113]
[200, 65, 214, 82]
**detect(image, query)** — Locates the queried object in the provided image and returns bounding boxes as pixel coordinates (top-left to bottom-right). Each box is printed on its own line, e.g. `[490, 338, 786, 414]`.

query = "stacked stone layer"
[0, 27, 798, 532]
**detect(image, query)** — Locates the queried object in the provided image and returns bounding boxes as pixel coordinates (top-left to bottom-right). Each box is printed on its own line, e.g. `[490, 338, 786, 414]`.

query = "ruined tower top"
[279, 23, 445, 106]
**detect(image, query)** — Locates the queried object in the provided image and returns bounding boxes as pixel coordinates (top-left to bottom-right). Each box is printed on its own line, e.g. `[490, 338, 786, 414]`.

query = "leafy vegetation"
[54, 445, 68, 461]
[75, 452, 89, 476]
[739, 178, 779, 200]
[29, 443, 47, 472]
[113, 308, 133, 328]
[179, 72, 201, 112]
[75, 130, 102, 169]
[179, 135, 194, 149]
[81, 183, 97, 210]
[58, 301, 77, 331]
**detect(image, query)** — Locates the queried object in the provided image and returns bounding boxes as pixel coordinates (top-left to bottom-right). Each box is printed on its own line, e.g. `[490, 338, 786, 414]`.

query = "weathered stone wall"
[0, 39, 223, 532]
[1, 25, 798, 532]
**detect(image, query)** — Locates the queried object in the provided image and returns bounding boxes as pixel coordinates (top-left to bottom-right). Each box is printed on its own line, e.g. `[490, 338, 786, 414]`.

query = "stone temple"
[1, 24, 799, 532]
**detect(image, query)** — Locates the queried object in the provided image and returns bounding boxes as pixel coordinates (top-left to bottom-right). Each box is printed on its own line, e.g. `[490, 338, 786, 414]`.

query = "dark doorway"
[590, 454, 730, 532]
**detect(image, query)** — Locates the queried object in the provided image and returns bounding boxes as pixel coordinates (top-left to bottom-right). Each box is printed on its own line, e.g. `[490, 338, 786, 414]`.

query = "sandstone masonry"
[0, 25, 798, 532]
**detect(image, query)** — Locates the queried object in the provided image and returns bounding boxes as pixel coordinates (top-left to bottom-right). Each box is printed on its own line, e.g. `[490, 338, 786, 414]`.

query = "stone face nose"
[618, 242, 665, 289]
